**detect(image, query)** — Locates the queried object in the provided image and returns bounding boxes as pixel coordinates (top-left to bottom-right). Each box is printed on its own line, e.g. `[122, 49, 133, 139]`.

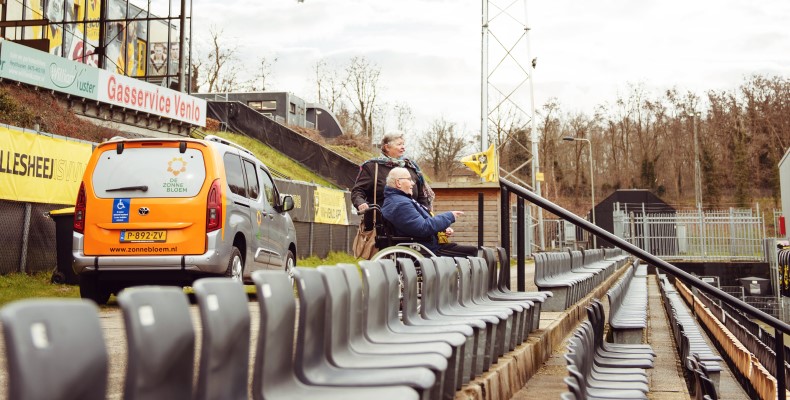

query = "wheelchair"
[362, 205, 435, 309]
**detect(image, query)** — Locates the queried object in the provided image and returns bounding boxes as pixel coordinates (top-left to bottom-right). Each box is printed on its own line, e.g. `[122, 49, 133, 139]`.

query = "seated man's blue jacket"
[381, 186, 455, 252]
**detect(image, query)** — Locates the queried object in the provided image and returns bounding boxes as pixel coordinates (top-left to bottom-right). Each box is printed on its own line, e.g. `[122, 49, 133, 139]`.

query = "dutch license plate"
[120, 230, 167, 243]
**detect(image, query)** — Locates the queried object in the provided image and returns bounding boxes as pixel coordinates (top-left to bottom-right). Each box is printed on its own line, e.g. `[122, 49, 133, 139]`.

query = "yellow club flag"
[461, 144, 499, 182]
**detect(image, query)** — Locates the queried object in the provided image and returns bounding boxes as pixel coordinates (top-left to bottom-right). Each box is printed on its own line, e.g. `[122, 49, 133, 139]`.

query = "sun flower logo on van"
[167, 157, 188, 176]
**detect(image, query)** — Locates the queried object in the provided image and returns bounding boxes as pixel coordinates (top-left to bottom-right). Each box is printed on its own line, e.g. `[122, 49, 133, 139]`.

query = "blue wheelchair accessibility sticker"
[113, 198, 130, 223]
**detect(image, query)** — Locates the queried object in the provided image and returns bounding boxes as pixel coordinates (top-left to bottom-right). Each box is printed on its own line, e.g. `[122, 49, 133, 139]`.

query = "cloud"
[189, 0, 790, 134]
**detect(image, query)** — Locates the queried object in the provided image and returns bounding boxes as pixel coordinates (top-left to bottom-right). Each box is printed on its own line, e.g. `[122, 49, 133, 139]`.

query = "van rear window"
[92, 147, 207, 198]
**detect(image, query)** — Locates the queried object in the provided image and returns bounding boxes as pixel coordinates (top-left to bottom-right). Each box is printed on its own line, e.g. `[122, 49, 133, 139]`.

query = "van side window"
[243, 159, 260, 199]
[260, 168, 276, 206]
[223, 153, 246, 196]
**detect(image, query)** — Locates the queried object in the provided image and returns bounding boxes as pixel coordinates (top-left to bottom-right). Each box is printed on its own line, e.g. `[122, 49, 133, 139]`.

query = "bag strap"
[372, 163, 378, 225]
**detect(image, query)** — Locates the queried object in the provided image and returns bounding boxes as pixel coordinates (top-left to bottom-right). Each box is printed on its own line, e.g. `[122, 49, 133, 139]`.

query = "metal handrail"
[499, 177, 789, 399]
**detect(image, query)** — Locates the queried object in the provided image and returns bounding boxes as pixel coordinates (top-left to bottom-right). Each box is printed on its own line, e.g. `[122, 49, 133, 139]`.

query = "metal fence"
[0, 200, 70, 275]
[614, 205, 766, 262]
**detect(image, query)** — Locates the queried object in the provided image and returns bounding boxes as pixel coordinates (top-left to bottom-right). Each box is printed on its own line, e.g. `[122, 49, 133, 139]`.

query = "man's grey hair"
[386, 167, 409, 187]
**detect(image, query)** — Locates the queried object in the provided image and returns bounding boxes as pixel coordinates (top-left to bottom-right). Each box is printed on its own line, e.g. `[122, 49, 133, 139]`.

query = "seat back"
[338, 263, 369, 340]
[117, 286, 195, 400]
[400, 258, 423, 323]
[418, 258, 441, 319]
[251, 270, 298, 398]
[359, 260, 393, 335]
[193, 278, 250, 400]
[0, 299, 108, 400]
[478, 247, 498, 290]
[495, 247, 511, 291]
[292, 267, 331, 377]
[317, 265, 355, 354]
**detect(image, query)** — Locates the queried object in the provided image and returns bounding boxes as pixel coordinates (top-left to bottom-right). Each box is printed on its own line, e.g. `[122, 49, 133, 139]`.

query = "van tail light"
[206, 178, 222, 232]
[74, 182, 86, 233]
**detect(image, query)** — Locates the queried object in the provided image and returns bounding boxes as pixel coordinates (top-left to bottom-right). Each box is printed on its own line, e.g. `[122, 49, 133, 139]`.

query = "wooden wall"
[431, 182, 502, 248]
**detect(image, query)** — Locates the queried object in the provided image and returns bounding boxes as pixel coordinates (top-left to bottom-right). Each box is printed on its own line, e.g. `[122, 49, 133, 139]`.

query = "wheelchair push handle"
[358, 203, 382, 215]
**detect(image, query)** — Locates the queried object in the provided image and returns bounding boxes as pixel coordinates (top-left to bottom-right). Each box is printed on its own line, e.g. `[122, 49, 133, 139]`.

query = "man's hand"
[445, 227, 455, 236]
[451, 211, 464, 219]
[358, 203, 369, 212]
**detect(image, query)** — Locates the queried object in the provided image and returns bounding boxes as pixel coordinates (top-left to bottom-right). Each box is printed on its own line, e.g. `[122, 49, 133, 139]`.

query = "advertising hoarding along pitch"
[0, 40, 206, 127]
[0, 125, 92, 204]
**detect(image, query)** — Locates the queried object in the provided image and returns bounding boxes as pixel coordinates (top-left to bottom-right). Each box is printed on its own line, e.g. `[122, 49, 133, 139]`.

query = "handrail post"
[517, 197, 525, 292]
[478, 192, 484, 248]
[777, 332, 786, 400]
[501, 186, 510, 251]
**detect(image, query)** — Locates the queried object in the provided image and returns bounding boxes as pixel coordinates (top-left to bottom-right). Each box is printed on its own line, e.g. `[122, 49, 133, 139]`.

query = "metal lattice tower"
[481, 0, 544, 248]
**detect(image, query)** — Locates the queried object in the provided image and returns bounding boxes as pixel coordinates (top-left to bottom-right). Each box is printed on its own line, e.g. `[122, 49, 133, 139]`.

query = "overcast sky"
[189, 0, 789, 142]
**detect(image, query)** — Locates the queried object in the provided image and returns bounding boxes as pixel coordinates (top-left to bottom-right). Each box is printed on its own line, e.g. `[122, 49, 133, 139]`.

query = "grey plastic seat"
[565, 336, 648, 385]
[565, 337, 649, 392]
[317, 264, 455, 400]
[567, 365, 648, 399]
[251, 270, 419, 400]
[576, 320, 654, 369]
[398, 257, 486, 384]
[0, 299, 108, 400]
[117, 286, 195, 400]
[466, 257, 537, 345]
[432, 257, 510, 362]
[420, 257, 499, 376]
[454, 257, 527, 351]
[358, 260, 469, 396]
[292, 267, 439, 400]
[336, 263, 453, 358]
[382, 258, 477, 387]
[477, 250, 548, 333]
[193, 278, 250, 400]
[588, 300, 655, 356]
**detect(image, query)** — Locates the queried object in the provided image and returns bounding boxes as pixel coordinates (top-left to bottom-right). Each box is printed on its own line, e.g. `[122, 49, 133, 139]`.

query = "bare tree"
[314, 59, 347, 114]
[344, 56, 381, 141]
[392, 101, 415, 132]
[201, 27, 242, 92]
[418, 118, 469, 181]
[247, 56, 278, 91]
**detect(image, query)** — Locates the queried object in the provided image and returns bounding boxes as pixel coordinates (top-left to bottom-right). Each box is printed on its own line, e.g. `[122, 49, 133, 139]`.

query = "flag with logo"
[460, 144, 499, 182]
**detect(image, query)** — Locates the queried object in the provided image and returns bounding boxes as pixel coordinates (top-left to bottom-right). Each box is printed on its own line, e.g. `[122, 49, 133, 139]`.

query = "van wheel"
[284, 250, 296, 282]
[225, 247, 244, 283]
[80, 276, 110, 305]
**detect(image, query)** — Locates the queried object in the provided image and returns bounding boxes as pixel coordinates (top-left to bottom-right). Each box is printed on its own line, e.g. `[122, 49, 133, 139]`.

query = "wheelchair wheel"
[372, 245, 428, 314]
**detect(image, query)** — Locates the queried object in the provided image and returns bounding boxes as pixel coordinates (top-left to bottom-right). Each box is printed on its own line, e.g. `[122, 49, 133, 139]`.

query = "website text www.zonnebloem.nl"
[109, 246, 177, 253]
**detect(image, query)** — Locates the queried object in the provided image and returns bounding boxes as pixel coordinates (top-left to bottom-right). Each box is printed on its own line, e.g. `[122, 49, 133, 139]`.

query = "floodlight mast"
[481, 0, 544, 250]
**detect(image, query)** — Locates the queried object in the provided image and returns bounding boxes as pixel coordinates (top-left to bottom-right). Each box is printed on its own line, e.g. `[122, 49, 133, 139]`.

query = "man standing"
[381, 167, 478, 257]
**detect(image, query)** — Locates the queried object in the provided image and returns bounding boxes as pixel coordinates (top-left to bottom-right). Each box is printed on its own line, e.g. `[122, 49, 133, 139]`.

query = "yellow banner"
[313, 186, 349, 225]
[0, 126, 92, 204]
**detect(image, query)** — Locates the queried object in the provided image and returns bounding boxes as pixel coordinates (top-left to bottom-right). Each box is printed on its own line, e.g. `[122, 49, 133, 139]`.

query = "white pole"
[481, 0, 489, 153]
[524, 0, 544, 250]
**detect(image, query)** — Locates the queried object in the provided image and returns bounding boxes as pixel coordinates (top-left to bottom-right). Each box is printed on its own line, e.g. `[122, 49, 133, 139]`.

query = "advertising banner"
[0, 40, 207, 127]
[274, 179, 314, 222]
[97, 70, 206, 126]
[0, 40, 101, 99]
[0, 126, 92, 204]
[314, 186, 349, 225]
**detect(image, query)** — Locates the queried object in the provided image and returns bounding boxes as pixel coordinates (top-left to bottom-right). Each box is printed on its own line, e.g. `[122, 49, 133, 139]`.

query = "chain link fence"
[0, 200, 71, 275]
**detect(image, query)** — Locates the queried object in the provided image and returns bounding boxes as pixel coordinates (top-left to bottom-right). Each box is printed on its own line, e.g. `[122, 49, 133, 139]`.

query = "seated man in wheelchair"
[379, 167, 478, 258]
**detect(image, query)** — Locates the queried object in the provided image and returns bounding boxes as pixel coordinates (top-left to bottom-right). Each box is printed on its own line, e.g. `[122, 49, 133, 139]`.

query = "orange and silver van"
[73, 135, 296, 304]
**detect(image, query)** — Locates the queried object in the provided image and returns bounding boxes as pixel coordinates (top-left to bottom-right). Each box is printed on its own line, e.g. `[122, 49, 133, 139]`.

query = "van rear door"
[83, 141, 209, 256]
